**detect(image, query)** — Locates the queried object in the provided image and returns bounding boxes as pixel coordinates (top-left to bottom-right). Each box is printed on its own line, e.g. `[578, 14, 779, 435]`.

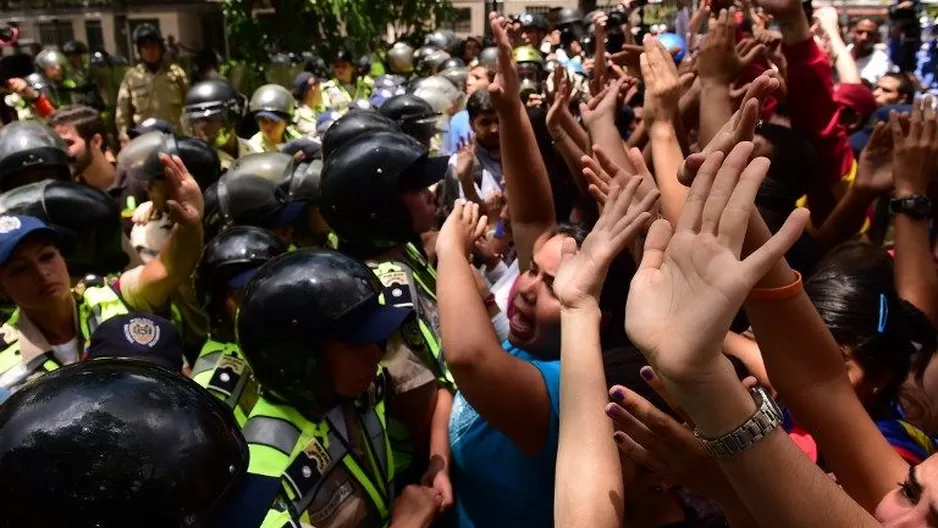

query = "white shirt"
[848, 44, 895, 85]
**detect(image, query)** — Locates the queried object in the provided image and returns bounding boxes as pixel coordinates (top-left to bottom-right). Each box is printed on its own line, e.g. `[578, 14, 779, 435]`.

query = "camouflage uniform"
[116, 62, 189, 142]
[217, 137, 257, 172]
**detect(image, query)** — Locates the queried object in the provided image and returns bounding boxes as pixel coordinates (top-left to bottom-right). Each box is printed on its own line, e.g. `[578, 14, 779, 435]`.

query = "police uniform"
[295, 105, 319, 137]
[0, 275, 128, 402]
[116, 62, 189, 141]
[320, 77, 374, 113]
[248, 126, 303, 154]
[218, 136, 257, 171]
[191, 338, 259, 425]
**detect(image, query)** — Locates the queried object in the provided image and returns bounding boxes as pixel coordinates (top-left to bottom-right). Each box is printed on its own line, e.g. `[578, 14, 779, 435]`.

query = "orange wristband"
[747, 271, 803, 301]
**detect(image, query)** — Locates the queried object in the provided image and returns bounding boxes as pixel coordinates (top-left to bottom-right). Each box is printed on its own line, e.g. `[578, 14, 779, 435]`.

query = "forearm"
[669, 362, 880, 528]
[743, 212, 906, 510]
[555, 307, 623, 528]
[698, 82, 734, 148]
[500, 101, 554, 224]
[829, 37, 862, 84]
[589, 117, 636, 176]
[723, 332, 769, 389]
[428, 388, 453, 469]
[551, 128, 592, 199]
[812, 187, 875, 251]
[437, 249, 504, 368]
[559, 111, 590, 153]
[159, 222, 203, 281]
[777, 11, 812, 46]
[894, 212, 938, 325]
[649, 122, 688, 224]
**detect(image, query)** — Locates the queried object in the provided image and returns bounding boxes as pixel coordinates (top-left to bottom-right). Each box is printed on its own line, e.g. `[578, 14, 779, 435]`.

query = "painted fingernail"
[640, 366, 655, 381]
[613, 432, 626, 443]
[610, 389, 625, 402]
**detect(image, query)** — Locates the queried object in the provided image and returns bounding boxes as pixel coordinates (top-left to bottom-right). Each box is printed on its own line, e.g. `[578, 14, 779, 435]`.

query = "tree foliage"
[221, 0, 456, 65]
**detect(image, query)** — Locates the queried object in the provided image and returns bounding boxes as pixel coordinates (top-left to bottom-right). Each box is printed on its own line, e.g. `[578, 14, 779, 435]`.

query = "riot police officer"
[247, 83, 302, 152]
[321, 49, 374, 113]
[387, 41, 415, 77]
[321, 131, 451, 386]
[202, 163, 306, 244]
[0, 359, 248, 526]
[183, 78, 254, 170]
[192, 226, 287, 425]
[116, 23, 189, 145]
[0, 120, 71, 192]
[320, 110, 401, 159]
[60, 39, 103, 110]
[379, 94, 441, 149]
[0, 153, 204, 397]
[223, 249, 451, 528]
[293, 71, 322, 135]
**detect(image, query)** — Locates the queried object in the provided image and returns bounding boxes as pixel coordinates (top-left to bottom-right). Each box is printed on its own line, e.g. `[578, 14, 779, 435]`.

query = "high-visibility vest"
[0, 277, 129, 402]
[243, 367, 395, 527]
[190, 338, 259, 426]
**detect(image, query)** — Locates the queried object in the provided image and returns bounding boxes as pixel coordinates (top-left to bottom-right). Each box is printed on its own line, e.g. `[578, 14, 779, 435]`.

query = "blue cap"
[0, 215, 60, 268]
[85, 312, 184, 371]
[255, 111, 286, 123]
[260, 200, 307, 229]
[226, 267, 260, 289]
[657, 32, 687, 63]
[330, 300, 413, 345]
[848, 103, 914, 155]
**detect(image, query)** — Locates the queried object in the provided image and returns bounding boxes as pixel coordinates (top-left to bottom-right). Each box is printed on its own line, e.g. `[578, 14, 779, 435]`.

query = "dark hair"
[756, 123, 818, 202]
[467, 89, 496, 121]
[881, 72, 917, 104]
[48, 105, 106, 151]
[804, 242, 922, 410]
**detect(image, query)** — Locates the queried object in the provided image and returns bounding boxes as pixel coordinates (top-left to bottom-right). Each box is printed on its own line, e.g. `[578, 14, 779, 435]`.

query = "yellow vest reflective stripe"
[244, 368, 394, 525]
[77, 282, 130, 341]
[327, 232, 339, 250]
[191, 338, 258, 426]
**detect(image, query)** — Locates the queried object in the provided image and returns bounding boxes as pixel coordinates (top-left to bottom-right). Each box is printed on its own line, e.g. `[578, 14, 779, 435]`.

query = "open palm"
[626, 143, 809, 383]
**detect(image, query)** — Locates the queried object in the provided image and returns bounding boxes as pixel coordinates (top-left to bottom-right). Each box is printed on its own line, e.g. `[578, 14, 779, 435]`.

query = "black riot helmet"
[320, 131, 445, 253]
[555, 7, 583, 28]
[0, 121, 71, 192]
[438, 57, 465, 72]
[129, 117, 176, 139]
[195, 226, 287, 333]
[0, 180, 128, 276]
[235, 150, 324, 205]
[519, 12, 549, 31]
[61, 40, 88, 57]
[184, 79, 243, 126]
[237, 249, 411, 419]
[177, 137, 222, 190]
[379, 94, 440, 146]
[117, 133, 220, 190]
[320, 110, 401, 159]
[0, 359, 248, 527]
[132, 23, 163, 48]
[203, 169, 305, 242]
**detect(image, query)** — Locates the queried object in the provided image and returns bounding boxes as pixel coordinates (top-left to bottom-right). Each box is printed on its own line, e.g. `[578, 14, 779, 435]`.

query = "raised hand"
[553, 175, 659, 311]
[582, 144, 652, 210]
[678, 71, 780, 186]
[853, 121, 895, 198]
[160, 153, 204, 226]
[698, 9, 764, 85]
[625, 143, 809, 384]
[487, 13, 521, 112]
[641, 35, 682, 125]
[436, 199, 488, 260]
[891, 96, 938, 197]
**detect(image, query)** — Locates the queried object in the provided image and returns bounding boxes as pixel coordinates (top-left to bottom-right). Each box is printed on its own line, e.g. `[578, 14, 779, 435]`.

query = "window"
[38, 20, 74, 48]
[85, 20, 104, 52]
[445, 7, 472, 33]
[526, 5, 551, 15]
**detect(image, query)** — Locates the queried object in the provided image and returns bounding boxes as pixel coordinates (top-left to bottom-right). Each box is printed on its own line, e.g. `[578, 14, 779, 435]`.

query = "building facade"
[0, 0, 225, 59]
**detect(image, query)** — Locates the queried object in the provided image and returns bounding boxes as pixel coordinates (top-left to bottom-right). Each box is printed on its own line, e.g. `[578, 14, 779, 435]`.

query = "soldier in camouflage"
[116, 24, 189, 146]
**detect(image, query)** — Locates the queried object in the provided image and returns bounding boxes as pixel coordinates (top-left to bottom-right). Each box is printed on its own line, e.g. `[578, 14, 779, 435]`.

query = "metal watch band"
[697, 387, 783, 459]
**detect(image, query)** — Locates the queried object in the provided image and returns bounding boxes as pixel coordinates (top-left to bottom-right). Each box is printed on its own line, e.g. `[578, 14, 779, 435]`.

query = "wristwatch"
[696, 387, 783, 459]
[889, 195, 933, 220]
